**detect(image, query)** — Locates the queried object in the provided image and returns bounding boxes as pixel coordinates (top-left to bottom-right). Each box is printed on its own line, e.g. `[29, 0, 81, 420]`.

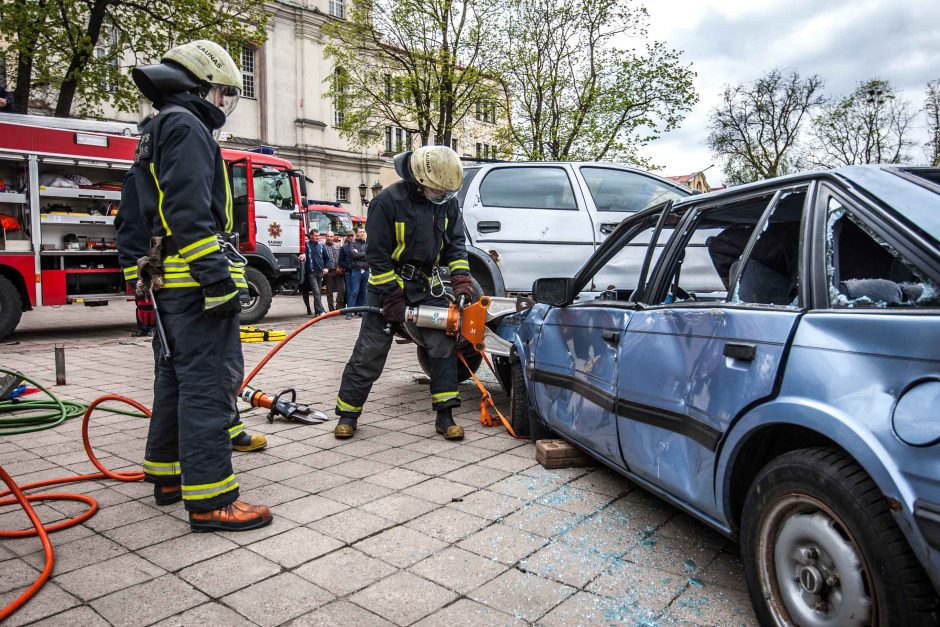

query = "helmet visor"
[423, 187, 458, 205]
[206, 84, 241, 116]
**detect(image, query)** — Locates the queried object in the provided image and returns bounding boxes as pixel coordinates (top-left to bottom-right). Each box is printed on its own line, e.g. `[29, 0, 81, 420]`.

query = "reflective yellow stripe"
[150, 163, 171, 235]
[391, 222, 405, 262]
[432, 391, 460, 402]
[205, 290, 238, 306]
[162, 273, 200, 288]
[222, 163, 233, 232]
[448, 259, 470, 272]
[180, 236, 221, 263]
[143, 460, 181, 476]
[182, 474, 239, 500]
[229, 422, 245, 438]
[336, 396, 363, 412]
[123, 266, 138, 281]
[179, 235, 216, 254]
[368, 270, 399, 286]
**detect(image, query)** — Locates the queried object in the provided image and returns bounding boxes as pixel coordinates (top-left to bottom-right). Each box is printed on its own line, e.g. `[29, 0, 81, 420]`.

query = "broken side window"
[826, 197, 939, 308]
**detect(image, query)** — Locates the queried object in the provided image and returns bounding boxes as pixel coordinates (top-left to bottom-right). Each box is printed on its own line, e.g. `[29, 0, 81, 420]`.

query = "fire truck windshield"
[253, 168, 295, 210]
[309, 210, 354, 236]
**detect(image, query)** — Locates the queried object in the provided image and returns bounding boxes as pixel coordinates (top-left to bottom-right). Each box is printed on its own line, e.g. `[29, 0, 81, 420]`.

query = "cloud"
[632, 0, 940, 184]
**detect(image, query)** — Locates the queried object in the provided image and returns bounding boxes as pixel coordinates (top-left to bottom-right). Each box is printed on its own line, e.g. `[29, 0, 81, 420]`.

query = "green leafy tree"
[809, 78, 915, 167]
[708, 69, 824, 185]
[0, 0, 267, 117]
[925, 79, 940, 167]
[323, 0, 504, 148]
[496, 0, 696, 165]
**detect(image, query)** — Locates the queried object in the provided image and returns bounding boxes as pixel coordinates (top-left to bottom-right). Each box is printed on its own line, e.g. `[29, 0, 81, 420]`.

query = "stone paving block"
[587, 560, 685, 613]
[657, 512, 730, 549]
[472, 436, 529, 453]
[362, 467, 431, 490]
[540, 590, 659, 626]
[404, 507, 490, 544]
[623, 534, 722, 578]
[520, 540, 615, 588]
[319, 480, 394, 507]
[360, 494, 439, 523]
[54, 553, 165, 601]
[478, 452, 538, 473]
[403, 438, 463, 456]
[402, 476, 476, 505]
[83, 499, 162, 532]
[560, 510, 646, 558]
[329, 457, 394, 479]
[663, 581, 759, 626]
[222, 572, 334, 627]
[365, 447, 426, 467]
[700, 549, 747, 593]
[569, 467, 634, 498]
[457, 523, 546, 565]
[520, 464, 593, 484]
[537, 484, 616, 516]
[0, 582, 80, 627]
[350, 571, 457, 626]
[402, 455, 465, 476]
[27, 605, 111, 626]
[251, 460, 316, 482]
[0, 559, 40, 594]
[225, 507, 296, 546]
[436, 444, 499, 464]
[266, 441, 322, 461]
[412, 598, 526, 627]
[447, 489, 524, 521]
[138, 530, 239, 571]
[178, 548, 281, 597]
[501, 503, 584, 539]
[151, 602, 258, 626]
[290, 600, 397, 627]
[23, 534, 126, 574]
[248, 526, 343, 568]
[409, 546, 507, 594]
[468, 567, 575, 623]
[487, 474, 564, 502]
[331, 438, 391, 458]
[90, 573, 207, 627]
[294, 547, 397, 596]
[309, 507, 396, 544]
[354, 524, 448, 568]
[441, 464, 511, 488]
[280, 469, 348, 494]
[238, 481, 309, 506]
[271, 493, 349, 523]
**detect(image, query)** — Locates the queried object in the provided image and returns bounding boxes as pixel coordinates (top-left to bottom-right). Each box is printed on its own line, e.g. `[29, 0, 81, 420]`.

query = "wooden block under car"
[536, 439, 596, 469]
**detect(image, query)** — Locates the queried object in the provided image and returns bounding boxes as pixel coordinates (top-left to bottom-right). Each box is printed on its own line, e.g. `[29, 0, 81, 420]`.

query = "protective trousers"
[336, 291, 460, 418]
[143, 288, 241, 512]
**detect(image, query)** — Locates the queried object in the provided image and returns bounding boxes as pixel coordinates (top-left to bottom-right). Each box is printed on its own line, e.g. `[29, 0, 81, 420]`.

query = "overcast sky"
[637, 0, 940, 185]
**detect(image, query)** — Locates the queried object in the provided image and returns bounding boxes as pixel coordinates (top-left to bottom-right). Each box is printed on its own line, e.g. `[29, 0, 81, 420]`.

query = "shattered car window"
[826, 198, 939, 308]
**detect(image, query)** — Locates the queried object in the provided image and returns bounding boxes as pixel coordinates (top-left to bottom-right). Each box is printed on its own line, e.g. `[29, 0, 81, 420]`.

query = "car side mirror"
[292, 169, 308, 199]
[289, 212, 303, 220]
[532, 277, 573, 306]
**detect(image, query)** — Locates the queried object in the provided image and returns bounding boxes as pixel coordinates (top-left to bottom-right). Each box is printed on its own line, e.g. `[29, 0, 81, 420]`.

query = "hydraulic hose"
[0, 305, 378, 621]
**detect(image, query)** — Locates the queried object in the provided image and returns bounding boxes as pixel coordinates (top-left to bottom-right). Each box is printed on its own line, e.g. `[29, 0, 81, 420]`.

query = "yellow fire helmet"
[407, 146, 464, 204]
[163, 40, 242, 115]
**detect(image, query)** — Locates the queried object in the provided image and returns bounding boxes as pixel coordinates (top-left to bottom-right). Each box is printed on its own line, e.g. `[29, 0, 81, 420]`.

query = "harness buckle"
[399, 264, 417, 280]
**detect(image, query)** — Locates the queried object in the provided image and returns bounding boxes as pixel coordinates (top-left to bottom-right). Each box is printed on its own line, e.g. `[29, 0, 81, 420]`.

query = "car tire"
[509, 360, 531, 438]
[239, 266, 273, 325]
[741, 447, 940, 627]
[415, 345, 482, 383]
[0, 274, 23, 341]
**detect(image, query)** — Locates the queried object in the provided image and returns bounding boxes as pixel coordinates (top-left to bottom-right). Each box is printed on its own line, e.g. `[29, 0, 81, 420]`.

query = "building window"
[384, 126, 411, 153]
[240, 45, 256, 99]
[94, 25, 119, 94]
[476, 143, 495, 159]
[336, 186, 349, 203]
[475, 100, 496, 124]
[329, 0, 345, 19]
[333, 68, 347, 127]
[451, 138, 458, 152]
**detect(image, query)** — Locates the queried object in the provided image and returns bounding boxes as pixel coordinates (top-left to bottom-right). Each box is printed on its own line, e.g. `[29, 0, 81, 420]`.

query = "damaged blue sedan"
[502, 165, 940, 624]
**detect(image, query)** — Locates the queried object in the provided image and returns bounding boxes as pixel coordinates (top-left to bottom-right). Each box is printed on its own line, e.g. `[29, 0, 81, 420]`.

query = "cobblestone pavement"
[0, 297, 757, 626]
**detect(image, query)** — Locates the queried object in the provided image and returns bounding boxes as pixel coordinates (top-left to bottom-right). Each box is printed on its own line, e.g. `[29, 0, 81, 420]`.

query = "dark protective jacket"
[365, 180, 469, 300]
[0, 85, 15, 113]
[133, 94, 245, 291]
[115, 166, 148, 286]
[349, 238, 368, 270]
[338, 241, 353, 272]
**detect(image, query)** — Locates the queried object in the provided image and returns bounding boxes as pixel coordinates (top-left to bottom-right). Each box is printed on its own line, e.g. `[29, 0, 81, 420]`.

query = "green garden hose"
[0, 368, 144, 436]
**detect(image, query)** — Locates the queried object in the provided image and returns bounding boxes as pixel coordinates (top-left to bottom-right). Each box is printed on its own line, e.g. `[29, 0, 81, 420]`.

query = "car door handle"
[724, 342, 756, 361]
[477, 221, 501, 233]
[599, 222, 619, 235]
[602, 330, 620, 344]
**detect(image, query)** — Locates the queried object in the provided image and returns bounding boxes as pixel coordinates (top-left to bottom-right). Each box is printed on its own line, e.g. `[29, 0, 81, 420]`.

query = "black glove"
[381, 286, 406, 323]
[450, 274, 475, 304]
[203, 277, 241, 319]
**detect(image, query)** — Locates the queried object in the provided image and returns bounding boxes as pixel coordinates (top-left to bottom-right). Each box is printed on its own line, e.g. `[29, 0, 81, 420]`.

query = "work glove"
[135, 293, 156, 328]
[381, 286, 406, 323]
[203, 277, 242, 319]
[450, 274, 475, 305]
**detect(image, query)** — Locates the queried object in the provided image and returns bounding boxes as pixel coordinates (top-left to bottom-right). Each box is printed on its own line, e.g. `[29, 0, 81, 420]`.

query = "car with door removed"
[458, 162, 690, 296]
[504, 165, 940, 624]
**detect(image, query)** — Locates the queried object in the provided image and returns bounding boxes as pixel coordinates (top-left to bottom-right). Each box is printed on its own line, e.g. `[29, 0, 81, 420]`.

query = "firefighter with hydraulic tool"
[335, 146, 474, 440]
[128, 40, 271, 531]
[116, 122, 268, 454]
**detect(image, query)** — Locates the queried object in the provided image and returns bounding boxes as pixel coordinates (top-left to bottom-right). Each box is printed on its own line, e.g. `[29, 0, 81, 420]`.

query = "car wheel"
[0, 274, 23, 341]
[239, 266, 273, 325]
[415, 345, 482, 383]
[741, 447, 940, 626]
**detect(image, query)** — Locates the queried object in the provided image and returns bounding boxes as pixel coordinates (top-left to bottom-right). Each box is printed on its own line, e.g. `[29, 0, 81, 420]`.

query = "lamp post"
[357, 183, 368, 207]
[370, 181, 383, 200]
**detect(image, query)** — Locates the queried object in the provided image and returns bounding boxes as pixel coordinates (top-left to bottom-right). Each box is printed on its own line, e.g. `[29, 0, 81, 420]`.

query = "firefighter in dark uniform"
[335, 146, 475, 440]
[128, 40, 271, 532]
[116, 120, 268, 455]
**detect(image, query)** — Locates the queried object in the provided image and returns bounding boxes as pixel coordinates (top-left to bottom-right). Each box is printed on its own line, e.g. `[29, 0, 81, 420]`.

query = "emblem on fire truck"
[268, 222, 282, 238]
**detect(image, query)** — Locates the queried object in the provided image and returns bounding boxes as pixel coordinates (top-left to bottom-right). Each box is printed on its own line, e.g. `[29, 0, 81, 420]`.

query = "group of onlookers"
[298, 228, 369, 319]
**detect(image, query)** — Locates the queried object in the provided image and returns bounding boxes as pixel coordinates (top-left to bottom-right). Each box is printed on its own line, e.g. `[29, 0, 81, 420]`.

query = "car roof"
[461, 161, 689, 192]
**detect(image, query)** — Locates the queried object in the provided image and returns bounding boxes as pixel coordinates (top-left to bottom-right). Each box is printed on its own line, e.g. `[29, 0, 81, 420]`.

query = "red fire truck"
[0, 113, 309, 340]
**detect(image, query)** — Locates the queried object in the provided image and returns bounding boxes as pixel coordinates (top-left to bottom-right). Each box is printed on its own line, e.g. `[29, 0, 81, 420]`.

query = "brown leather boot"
[154, 483, 181, 506]
[189, 500, 273, 533]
